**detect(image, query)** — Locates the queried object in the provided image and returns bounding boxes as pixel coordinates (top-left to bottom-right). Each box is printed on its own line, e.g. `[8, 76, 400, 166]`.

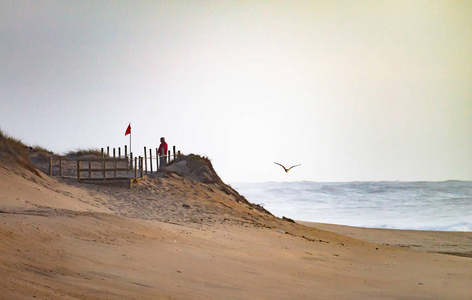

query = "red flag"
[125, 124, 131, 136]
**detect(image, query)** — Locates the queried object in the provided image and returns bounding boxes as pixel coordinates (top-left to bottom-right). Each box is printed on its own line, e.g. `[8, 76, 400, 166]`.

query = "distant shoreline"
[298, 221, 472, 258]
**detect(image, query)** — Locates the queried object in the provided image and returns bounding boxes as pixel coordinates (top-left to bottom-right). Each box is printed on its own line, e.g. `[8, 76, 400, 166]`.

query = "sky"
[1, 1, 471, 183]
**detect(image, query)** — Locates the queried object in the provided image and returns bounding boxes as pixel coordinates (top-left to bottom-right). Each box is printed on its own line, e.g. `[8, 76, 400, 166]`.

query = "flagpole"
[125, 123, 132, 170]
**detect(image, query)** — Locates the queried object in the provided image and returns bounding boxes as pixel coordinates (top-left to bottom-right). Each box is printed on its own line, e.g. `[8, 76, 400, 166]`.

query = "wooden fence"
[45, 144, 181, 187]
[47, 155, 65, 177]
[141, 145, 182, 175]
[76, 157, 131, 180]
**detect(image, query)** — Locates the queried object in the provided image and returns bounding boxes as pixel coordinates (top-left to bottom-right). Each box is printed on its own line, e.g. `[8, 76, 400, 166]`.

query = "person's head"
[160, 137, 165, 143]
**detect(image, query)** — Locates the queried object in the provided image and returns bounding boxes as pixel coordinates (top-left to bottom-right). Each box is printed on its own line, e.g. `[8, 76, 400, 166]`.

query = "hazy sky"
[1, 1, 471, 182]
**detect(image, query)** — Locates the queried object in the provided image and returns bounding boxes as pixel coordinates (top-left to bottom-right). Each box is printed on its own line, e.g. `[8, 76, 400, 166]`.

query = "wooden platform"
[79, 177, 145, 189]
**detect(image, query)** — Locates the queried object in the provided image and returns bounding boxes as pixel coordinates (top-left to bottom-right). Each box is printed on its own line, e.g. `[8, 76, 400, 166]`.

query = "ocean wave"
[231, 181, 472, 232]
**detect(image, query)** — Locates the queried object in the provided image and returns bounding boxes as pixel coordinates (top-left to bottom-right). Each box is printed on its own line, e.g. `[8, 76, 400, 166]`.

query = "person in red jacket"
[158, 137, 168, 168]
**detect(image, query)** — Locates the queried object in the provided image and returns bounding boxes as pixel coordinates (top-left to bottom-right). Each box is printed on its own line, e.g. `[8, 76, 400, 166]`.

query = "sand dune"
[1, 155, 472, 299]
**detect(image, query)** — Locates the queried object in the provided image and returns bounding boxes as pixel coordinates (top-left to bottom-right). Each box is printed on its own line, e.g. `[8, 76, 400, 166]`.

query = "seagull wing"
[274, 162, 287, 171]
[287, 164, 301, 171]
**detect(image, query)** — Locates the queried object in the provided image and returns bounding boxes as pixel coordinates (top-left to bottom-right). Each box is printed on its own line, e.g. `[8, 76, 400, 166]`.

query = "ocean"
[231, 181, 472, 232]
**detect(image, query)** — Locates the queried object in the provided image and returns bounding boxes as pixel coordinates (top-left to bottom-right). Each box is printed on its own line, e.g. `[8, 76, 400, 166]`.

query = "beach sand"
[1, 159, 471, 299]
[298, 221, 472, 258]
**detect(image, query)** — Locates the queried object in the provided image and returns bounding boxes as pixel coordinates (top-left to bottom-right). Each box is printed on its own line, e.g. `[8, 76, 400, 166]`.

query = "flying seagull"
[274, 162, 301, 173]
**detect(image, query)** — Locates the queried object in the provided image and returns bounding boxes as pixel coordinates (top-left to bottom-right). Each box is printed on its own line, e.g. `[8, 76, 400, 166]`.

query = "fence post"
[149, 148, 153, 173]
[113, 148, 117, 177]
[102, 157, 106, 179]
[168, 150, 171, 164]
[125, 145, 128, 158]
[139, 157, 143, 178]
[107, 146, 109, 157]
[156, 148, 159, 169]
[129, 152, 133, 170]
[138, 156, 141, 178]
[118, 147, 121, 158]
[144, 147, 147, 175]
[173, 146, 176, 161]
[101, 148, 104, 159]
[77, 160, 81, 180]
[134, 157, 137, 178]
[59, 156, 63, 177]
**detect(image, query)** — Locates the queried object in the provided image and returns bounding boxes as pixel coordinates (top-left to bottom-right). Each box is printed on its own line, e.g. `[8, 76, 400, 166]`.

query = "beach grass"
[0, 128, 40, 176]
[65, 148, 105, 158]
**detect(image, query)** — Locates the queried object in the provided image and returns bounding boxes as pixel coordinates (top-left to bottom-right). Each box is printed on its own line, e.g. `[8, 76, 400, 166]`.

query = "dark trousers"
[159, 156, 166, 168]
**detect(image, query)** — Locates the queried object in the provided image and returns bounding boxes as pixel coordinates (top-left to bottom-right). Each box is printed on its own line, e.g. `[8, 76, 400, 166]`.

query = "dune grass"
[0, 129, 29, 160]
[0, 129, 41, 176]
[65, 148, 105, 158]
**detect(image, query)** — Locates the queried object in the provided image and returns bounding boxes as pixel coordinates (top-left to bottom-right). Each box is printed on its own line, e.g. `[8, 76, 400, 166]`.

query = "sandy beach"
[1, 151, 472, 299]
[298, 221, 472, 258]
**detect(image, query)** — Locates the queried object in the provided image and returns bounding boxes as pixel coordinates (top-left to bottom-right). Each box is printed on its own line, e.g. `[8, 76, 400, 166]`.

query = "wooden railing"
[77, 157, 131, 180]
[45, 144, 182, 182]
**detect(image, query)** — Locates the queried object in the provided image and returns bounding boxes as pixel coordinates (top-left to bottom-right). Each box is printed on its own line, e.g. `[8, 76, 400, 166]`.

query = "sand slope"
[1, 160, 471, 299]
